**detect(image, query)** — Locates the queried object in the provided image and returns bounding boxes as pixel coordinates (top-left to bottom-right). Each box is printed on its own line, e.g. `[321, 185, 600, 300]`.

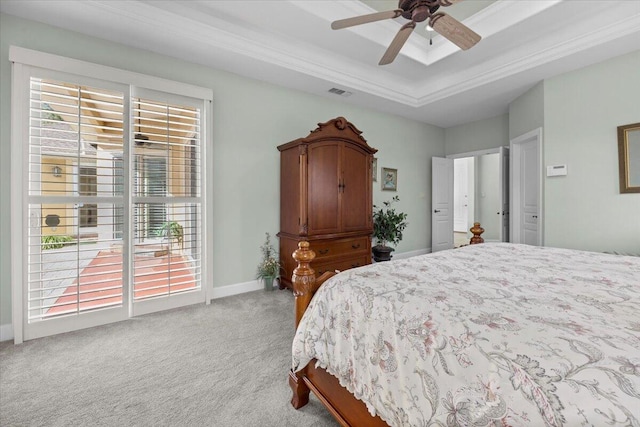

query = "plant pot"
[372, 245, 394, 262]
[263, 276, 275, 291]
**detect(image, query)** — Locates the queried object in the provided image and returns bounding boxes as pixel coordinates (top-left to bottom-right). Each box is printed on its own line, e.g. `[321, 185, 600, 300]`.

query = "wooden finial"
[470, 222, 484, 244]
[292, 241, 317, 328]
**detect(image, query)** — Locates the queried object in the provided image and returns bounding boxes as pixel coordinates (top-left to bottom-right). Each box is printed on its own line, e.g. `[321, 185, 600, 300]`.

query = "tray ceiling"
[2, 0, 639, 127]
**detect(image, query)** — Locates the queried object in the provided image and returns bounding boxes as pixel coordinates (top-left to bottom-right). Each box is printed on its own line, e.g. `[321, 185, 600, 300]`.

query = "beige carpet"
[0, 290, 337, 427]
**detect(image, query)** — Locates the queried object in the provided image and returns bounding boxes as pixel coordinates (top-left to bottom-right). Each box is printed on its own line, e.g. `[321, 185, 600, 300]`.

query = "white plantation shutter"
[131, 93, 202, 301]
[28, 77, 126, 321]
[26, 81, 204, 325]
[12, 48, 211, 341]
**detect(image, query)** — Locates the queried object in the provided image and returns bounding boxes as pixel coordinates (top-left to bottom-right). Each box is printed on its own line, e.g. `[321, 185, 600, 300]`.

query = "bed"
[288, 241, 640, 427]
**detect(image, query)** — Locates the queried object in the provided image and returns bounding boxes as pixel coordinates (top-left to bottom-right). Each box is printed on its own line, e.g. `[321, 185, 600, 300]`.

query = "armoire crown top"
[276, 117, 377, 155]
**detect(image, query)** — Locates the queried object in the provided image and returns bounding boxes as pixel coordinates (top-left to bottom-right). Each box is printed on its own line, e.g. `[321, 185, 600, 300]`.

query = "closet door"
[306, 142, 340, 235]
[341, 144, 371, 232]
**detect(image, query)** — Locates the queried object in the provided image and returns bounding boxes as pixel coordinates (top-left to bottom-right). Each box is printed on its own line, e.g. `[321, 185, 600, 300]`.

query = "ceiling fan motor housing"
[398, 0, 441, 22]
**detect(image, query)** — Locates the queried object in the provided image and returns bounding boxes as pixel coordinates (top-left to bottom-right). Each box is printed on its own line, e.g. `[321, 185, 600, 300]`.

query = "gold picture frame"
[618, 122, 640, 193]
[381, 167, 397, 191]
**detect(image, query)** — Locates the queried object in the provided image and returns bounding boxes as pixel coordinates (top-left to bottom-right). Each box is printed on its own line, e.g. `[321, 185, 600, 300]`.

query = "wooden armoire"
[277, 117, 377, 290]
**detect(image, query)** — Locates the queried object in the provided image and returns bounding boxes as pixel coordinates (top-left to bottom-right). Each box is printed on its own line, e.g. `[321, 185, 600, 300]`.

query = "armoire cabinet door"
[307, 142, 340, 235]
[341, 144, 371, 231]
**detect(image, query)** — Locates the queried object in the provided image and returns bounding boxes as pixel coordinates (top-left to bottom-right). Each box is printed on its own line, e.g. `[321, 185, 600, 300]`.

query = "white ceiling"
[2, 0, 639, 128]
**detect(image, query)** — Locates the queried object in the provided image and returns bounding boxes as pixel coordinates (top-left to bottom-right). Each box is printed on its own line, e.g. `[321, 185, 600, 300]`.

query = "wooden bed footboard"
[289, 241, 388, 427]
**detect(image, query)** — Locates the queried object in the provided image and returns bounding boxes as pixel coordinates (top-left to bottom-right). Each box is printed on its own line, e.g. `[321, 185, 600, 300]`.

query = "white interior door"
[432, 157, 454, 252]
[510, 129, 542, 246]
[521, 141, 540, 245]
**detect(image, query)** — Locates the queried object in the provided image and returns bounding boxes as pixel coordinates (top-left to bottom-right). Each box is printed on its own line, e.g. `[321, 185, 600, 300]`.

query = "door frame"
[509, 128, 543, 245]
[446, 147, 508, 242]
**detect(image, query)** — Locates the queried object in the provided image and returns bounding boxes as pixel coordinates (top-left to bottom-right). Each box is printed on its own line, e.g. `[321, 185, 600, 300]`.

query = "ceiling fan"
[331, 0, 481, 65]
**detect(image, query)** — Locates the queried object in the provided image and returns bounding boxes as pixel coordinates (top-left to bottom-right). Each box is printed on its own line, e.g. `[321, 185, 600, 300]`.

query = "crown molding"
[82, 0, 418, 105]
[414, 5, 640, 106]
[3, 0, 639, 118]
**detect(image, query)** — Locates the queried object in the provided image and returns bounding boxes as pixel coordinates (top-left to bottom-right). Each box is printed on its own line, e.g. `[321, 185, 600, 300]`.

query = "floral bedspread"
[292, 243, 640, 427]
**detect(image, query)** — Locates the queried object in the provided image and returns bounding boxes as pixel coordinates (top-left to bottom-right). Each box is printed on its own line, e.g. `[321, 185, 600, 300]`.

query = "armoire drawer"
[312, 254, 371, 276]
[310, 236, 369, 260]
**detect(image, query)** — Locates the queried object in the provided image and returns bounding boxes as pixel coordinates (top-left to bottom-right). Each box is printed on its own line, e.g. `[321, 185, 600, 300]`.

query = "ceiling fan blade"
[430, 13, 481, 50]
[332, 9, 403, 30]
[439, 0, 465, 5]
[379, 22, 416, 65]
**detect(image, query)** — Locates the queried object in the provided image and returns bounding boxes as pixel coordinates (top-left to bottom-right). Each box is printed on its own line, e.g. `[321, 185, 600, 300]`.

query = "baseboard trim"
[210, 279, 263, 300]
[0, 323, 14, 342]
[393, 247, 431, 260]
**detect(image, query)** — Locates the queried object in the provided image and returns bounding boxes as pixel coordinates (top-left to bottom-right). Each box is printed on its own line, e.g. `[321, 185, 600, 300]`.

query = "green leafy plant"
[154, 221, 184, 249]
[373, 196, 408, 249]
[41, 235, 74, 250]
[256, 232, 281, 280]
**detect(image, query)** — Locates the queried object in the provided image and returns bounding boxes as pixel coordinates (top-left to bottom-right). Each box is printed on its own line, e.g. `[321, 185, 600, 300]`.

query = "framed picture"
[618, 122, 640, 193]
[381, 167, 397, 191]
[372, 157, 378, 182]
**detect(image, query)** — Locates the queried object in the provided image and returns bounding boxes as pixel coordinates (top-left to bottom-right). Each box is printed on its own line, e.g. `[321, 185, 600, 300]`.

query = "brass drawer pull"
[318, 249, 329, 255]
[351, 243, 361, 249]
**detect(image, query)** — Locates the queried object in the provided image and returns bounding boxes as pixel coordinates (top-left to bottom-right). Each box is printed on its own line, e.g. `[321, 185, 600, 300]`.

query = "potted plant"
[155, 221, 184, 252]
[256, 232, 281, 291]
[372, 196, 408, 262]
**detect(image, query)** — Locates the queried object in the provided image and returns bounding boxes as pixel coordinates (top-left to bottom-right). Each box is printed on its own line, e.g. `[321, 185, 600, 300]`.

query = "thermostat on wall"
[546, 164, 567, 177]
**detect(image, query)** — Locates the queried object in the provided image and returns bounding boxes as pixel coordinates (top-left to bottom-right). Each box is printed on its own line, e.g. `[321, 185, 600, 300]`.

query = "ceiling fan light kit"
[331, 0, 481, 65]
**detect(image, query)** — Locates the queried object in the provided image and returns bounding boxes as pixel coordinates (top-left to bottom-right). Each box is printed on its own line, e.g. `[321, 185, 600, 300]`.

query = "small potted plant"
[256, 232, 281, 291]
[155, 221, 184, 252]
[372, 196, 408, 262]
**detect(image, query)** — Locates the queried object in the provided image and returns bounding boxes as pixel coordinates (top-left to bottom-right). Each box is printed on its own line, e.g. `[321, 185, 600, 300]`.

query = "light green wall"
[543, 50, 640, 253]
[508, 81, 544, 140]
[444, 51, 639, 254]
[444, 113, 509, 155]
[0, 13, 444, 328]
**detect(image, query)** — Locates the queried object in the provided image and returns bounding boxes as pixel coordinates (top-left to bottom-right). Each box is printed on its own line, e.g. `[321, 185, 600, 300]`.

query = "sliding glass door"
[129, 93, 203, 315]
[19, 69, 205, 340]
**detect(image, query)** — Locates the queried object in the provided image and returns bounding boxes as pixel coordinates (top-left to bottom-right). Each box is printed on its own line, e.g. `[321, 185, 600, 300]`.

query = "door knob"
[434, 209, 441, 213]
